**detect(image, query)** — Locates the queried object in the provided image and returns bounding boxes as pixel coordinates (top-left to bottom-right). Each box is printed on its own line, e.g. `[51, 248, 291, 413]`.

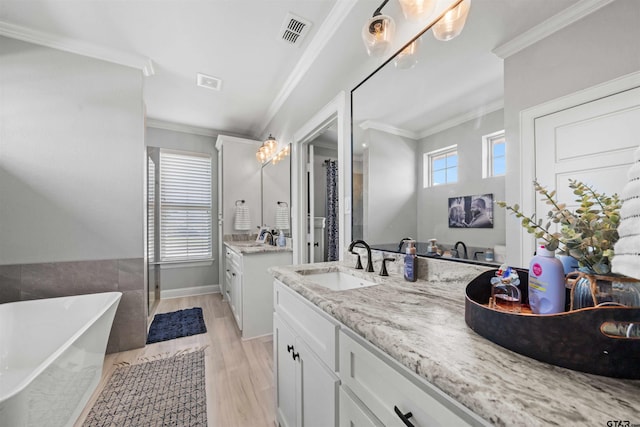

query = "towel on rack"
[234, 204, 251, 231]
[275, 204, 290, 230]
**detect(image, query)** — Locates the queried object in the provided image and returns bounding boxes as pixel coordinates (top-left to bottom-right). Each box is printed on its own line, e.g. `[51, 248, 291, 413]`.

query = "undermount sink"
[301, 270, 380, 291]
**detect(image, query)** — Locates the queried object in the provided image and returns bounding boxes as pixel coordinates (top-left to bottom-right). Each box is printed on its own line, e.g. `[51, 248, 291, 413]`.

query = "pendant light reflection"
[394, 38, 420, 69]
[398, 0, 435, 22]
[432, 0, 471, 41]
[362, 0, 395, 57]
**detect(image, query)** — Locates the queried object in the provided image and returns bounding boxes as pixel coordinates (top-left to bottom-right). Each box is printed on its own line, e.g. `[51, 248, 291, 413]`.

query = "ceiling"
[0, 0, 590, 141]
[0, 0, 347, 137]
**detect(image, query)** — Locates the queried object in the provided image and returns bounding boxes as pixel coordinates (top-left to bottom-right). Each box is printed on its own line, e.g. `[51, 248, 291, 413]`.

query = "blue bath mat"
[146, 307, 207, 344]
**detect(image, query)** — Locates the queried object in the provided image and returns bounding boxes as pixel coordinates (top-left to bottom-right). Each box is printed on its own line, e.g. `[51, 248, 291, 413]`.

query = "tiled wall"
[0, 258, 147, 353]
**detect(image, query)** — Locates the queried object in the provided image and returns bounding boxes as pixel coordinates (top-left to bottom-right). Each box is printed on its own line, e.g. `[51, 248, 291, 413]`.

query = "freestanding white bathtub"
[0, 292, 121, 427]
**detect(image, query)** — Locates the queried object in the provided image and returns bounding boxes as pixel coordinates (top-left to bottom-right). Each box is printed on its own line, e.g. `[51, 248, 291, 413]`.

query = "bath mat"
[83, 349, 207, 426]
[146, 307, 207, 344]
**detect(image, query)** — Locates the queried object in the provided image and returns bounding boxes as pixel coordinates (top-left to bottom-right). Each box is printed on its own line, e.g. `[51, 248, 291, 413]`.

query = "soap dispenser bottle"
[404, 240, 417, 282]
[277, 230, 286, 247]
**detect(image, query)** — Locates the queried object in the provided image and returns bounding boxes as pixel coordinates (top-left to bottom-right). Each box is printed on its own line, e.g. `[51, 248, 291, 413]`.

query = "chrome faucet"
[348, 240, 374, 272]
[397, 237, 414, 252]
[453, 241, 468, 259]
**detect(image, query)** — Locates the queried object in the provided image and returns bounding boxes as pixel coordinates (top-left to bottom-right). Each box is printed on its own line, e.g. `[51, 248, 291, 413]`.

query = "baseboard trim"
[160, 285, 220, 299]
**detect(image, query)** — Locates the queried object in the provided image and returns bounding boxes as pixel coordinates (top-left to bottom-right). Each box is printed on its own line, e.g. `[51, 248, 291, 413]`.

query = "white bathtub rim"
[0, 291, 122, 403]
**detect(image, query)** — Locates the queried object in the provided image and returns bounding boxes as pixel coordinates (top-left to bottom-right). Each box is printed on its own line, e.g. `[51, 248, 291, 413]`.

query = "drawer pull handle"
[292, 351, 300, 361]
[287, 345, 294, 353]
[394, 406, 415, 427]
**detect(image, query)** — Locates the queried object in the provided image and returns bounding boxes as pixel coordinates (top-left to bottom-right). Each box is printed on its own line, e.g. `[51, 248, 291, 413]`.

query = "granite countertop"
[224, 240, 292, 255]
[270, 259, 640, 426]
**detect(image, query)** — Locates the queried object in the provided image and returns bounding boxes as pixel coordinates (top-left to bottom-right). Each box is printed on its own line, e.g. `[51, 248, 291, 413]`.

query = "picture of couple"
[448, 194, 494, 228]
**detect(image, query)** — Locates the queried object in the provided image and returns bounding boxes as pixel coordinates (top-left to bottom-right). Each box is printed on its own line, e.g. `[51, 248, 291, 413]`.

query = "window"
[159, 150, 212, 262]
[424, 145, 458, 187]
[482, 130, 506, 178]
[148, 157, 156, 262]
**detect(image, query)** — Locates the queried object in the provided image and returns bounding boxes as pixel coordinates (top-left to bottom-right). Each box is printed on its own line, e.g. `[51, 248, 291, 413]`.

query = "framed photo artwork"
[448, 194, 494, 228]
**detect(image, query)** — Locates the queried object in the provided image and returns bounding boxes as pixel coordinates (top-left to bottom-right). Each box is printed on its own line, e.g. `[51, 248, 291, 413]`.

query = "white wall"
[417, 109, 505, 248]
[220, 138, 262, 234]
[364, 129, 417, 244]
[0, 36, 144, 264]
[145, 126, 219, 292]
[504, 0, 640, 265]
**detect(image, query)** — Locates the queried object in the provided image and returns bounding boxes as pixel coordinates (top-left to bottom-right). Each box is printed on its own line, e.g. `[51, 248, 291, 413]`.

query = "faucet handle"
[352, 252, 363, 270]
[380, 257, 395, 276]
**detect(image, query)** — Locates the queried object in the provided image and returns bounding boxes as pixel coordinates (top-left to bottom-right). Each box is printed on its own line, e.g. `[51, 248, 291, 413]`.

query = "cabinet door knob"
[393, 406, 415, 427]
[292, 351, 300, 361]
[232, 272, 236, 276]
[287, 345, 294, 353]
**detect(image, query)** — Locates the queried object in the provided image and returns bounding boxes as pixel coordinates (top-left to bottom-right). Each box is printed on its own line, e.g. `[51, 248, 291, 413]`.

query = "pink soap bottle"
[528, 245, 566, 314]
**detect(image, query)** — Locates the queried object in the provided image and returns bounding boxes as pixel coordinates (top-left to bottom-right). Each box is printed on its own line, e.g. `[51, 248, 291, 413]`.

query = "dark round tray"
[465, 269, 640, 379]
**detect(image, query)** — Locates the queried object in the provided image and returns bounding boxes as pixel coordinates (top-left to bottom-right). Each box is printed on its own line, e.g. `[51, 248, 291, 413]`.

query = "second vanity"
[224, 240, 292, 339]
[270, 257, 640, 426]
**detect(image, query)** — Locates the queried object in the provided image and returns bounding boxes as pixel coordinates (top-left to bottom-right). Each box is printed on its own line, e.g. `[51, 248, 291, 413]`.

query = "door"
[274, 313, 297, 427]
[298, 338, 339, 427]
[535, 86, 640, 225]
[146, 149, 160, 312]
[306, 144, 316, 263]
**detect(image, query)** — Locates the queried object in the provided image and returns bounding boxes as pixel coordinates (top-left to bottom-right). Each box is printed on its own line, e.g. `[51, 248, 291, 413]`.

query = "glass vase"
[566, 271, 640, 310]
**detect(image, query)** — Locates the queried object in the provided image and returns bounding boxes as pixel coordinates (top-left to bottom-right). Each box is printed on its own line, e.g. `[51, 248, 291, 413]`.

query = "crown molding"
[418, 99, 504, 139]
[0, 20, 155, 76]
[146, 118, 218, 137]
[254, 0, 358, 136]
[492, 0, 615, 59]
[360, 120, 420, 140]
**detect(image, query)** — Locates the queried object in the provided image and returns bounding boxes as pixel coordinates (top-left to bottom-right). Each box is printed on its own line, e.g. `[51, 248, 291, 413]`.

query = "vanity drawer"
[339, 386, 384, 427]
[274, 280, 339, 371]
[340, 330, 483, 427]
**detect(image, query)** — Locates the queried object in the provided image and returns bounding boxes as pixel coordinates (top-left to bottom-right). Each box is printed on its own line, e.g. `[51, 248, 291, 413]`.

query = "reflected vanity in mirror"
[261, 144, 291, 236]
[351, 0, 587, 267]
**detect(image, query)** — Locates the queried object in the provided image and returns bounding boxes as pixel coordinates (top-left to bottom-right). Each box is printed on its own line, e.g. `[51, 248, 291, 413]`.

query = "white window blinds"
[160, 150, 212, 262]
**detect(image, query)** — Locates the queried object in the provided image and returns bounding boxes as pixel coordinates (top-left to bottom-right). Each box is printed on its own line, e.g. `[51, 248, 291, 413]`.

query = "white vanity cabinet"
[339, 330, 489, 427]
[226, 246, 291, 339]
[224, 247, 242, 329]
[273, 280, 340, 427]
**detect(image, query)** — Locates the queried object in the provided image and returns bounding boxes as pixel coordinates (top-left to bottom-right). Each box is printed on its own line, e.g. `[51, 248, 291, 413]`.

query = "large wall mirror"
[261, 145, 291, 234]
[351, 0, 582, 266]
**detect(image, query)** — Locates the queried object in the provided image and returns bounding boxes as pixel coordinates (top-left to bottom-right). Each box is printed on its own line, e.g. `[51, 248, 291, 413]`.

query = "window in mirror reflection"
[425, 145, 458, 187]
[482, 130, 506, 178]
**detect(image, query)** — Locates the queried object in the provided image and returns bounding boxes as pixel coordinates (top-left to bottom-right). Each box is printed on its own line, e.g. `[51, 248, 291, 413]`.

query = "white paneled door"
[534, 86, 640, 219]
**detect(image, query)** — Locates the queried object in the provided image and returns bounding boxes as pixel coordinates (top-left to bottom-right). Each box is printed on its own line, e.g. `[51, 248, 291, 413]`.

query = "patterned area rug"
[147, 307, 207, 344]
[83, 350, 207, 427]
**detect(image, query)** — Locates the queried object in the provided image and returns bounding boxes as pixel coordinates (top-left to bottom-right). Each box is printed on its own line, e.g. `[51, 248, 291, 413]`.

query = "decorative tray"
[465, 269, 640, 379]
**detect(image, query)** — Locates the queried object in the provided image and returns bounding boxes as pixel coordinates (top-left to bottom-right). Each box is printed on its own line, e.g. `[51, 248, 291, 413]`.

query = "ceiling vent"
[279, 13, 312, 47]
[196, 73, 222, 91]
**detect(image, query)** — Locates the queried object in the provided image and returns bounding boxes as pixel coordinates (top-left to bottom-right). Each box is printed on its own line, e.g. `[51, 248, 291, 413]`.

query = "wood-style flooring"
[73, 293, 275, 427]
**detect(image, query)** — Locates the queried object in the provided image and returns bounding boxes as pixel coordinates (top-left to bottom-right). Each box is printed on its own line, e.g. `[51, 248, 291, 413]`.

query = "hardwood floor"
[73, 293, 275, 427]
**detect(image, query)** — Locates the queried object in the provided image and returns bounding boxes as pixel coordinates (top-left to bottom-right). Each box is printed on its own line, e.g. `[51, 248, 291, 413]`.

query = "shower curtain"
[326, 160, 339, 261]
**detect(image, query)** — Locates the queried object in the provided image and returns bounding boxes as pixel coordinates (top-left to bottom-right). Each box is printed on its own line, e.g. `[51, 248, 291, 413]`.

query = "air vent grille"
[279, 13, 312, 47]
[196, 73, 222, 91]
